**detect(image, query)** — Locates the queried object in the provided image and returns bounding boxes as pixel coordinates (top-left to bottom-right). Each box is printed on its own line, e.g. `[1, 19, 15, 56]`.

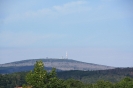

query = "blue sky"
[0, 0, 133, 67]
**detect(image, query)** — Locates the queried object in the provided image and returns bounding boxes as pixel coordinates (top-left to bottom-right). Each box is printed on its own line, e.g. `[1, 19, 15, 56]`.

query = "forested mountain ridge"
[58, 67, 133, 83]
[0, 67, 133, 88]
[0, 59, 114, 74]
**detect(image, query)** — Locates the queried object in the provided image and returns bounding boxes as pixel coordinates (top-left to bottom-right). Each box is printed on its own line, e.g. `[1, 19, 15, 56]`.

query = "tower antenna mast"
[66, 51, 68, 59]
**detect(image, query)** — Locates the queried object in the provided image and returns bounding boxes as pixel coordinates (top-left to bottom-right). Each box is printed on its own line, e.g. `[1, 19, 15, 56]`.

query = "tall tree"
[25, 61, 46, 88]
[24, 60, 66, 88]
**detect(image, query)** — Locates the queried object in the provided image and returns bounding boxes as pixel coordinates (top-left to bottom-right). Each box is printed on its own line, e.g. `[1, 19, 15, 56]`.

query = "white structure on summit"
[66, 51, 68, 59]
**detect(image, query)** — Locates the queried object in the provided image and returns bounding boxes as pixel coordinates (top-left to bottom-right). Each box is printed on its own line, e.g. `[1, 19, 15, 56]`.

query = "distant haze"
[0, 0, 133, 67]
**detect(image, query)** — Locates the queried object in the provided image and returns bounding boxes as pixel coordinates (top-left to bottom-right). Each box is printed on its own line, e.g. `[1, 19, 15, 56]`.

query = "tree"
[93, 80, 114, 88]
[23, 60, 66, 88]
[114, 77, 133, 88]
[64, 79, 85, 88]
[25, 60, 46, 88]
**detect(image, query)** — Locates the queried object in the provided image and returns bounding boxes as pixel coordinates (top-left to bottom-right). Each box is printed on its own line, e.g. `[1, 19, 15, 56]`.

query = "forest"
[0, 61, 133, 88]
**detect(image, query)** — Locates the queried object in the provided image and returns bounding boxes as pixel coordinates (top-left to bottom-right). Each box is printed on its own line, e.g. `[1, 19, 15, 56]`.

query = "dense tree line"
[58, 67, 133, 83]
[0, 61, 133, 88]
[0, 72, 27, 88]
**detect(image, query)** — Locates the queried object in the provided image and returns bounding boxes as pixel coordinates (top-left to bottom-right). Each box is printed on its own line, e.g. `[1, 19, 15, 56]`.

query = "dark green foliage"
[0, 64, 133, 88]
[0, 74, 133, 88]
[114, 77, 133, 88]
[93, 80, 114, 88]
[58, 68, 133, 83]
[25, 61, 46, 88]
[24, 60, 66, 88]
[0, 72, 27, 88]
[64, 79, 85, 88]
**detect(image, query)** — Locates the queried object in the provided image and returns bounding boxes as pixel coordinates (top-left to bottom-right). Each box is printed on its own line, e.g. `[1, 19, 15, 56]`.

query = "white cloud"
[3, 0, 131, 24]
[3, 1, 91, 23]
[53, 1, 90, 14]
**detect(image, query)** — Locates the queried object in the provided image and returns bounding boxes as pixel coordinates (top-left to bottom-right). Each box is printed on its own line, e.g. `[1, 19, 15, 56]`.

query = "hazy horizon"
[0, 0, 133, 67]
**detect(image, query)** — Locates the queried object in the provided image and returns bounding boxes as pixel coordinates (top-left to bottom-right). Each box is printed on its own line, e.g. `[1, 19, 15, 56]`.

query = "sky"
[0, 0, 133, 67]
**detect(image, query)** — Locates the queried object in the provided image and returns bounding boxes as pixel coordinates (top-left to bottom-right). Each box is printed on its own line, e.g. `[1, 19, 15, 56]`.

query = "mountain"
[0, 58, 114, 74]
[0, 67, 133, 88]
[57, 67, 133, 83]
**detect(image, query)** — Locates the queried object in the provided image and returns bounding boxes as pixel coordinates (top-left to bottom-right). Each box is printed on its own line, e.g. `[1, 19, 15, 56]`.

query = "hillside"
[0, 58, 114, 74]
[57, 67, 133, 83]
[0, 67, 133, 88]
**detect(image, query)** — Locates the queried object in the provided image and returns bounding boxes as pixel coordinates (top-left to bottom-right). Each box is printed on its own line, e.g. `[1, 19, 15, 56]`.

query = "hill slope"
[57, 67, 133, 83]
[0, 67, 133, 88]
[0, 58, 114, 74]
